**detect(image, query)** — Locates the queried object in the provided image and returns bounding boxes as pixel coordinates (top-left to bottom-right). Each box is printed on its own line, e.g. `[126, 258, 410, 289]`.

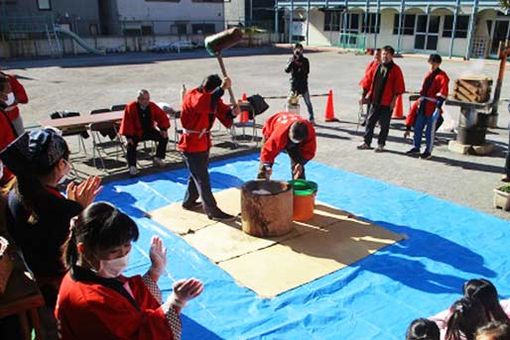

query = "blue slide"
[54, 26, 105, 55]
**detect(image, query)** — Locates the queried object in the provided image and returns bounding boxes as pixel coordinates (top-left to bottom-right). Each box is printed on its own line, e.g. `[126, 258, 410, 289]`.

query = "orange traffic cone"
[392, 94, 405, 119]
[239, 93, 249, 123]
[324, 89, 339, 122]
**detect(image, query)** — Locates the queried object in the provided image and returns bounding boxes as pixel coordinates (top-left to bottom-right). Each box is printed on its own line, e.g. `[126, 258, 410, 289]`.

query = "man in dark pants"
[358, 45, 405, 152]
[178, 75, 240, 221]
[503, 104, 510, 182]
[285, 43, 315, 123]
[120, 89, 170, 176]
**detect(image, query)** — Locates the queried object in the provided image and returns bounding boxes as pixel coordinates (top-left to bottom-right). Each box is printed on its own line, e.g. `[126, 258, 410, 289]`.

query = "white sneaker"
[374, 145, 385, 153]
[153, 157, 165, 168]
[129, 166, 139, 177]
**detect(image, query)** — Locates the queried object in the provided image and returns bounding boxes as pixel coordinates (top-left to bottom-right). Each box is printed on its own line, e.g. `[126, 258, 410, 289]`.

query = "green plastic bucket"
[289, 179, 318, 196]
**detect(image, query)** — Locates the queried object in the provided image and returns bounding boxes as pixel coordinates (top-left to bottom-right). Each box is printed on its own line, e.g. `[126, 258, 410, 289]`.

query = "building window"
[141, 26, 153, 35]
[393, 14, 416, 35]
[361, 13, 380, 34]
[192, 23, 216, 34]
[89, 24, 98, 36]
[324, 11, 341, 31]
[345, 13, 360, 33]
[171, 23, 187, 35]
[37, 0, 51, 10]
[443, 15, 469, 38]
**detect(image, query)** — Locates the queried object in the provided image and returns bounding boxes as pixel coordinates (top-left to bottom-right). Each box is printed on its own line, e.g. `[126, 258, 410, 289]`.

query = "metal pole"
[250, 0, 253, 24]
[449, 0, 461, 58]
[289, 0, 294, 43]
[306, 0, 311, 46]
[343, 0, 349, 46]
[374, 0, 380, 48]
[397, 0, 405, 53]
[364, 0, 370, 48]
[275, 6, 279, 37]
[465, 0, 479, 60]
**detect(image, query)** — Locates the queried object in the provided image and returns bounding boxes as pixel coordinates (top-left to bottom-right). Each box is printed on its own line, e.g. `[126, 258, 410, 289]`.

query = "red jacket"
[405, 69, 449, 127]
[359, 60, 379, 87]
[362, 62, 405, 107]
[0, 109, 17, 184]
[55, 272, 175, 340]
[261, 112, 316, 165]
[3, 74, 28, 121]
[119, 101, 170, 139]
[178, 87, 234, 153]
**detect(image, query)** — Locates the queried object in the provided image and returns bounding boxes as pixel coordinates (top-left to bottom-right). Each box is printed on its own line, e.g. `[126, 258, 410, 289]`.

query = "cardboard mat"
[150, 188, 404, 297]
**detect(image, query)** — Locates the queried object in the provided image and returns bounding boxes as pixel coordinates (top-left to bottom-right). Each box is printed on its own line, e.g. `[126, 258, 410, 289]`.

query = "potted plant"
[494, 184, 510, 211]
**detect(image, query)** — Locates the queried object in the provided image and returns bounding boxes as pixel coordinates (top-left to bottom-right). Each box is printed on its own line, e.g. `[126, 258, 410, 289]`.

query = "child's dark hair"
[0, 74, 8, 92]
[62, 202, 139, 269]
[428, 54, 442, 64]
[406, 318, 440, 340]
[446, 297, 488, 340]
[202, 74, 222, 92]
[464, 279, 510, 324]
[475, 321, 510, 339]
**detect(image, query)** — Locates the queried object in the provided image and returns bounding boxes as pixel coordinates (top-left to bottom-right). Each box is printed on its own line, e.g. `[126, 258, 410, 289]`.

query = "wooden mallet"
[204, 28, 243, 107]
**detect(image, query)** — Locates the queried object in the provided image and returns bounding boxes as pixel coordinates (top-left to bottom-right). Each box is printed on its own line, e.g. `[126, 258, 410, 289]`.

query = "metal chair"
[88, 120, 126, 171]
[231, 107, 259, 148]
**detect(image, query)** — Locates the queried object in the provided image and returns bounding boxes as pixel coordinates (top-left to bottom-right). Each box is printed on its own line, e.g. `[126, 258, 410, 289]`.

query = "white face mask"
[5, 92, 14, 106]
[95, 251, 130, 278]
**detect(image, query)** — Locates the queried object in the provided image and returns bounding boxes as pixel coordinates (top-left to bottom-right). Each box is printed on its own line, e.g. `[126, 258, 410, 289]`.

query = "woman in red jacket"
[56, 202, 203, 340]
[404, 54, 449, 160]
[0, 74, 18, 193]
[178, 74, 240, 221]
[119, 89, 170, 177]
[0, 66, 28, 135]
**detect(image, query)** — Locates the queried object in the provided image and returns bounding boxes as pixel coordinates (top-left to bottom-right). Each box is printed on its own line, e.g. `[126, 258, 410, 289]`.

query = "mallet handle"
[216, 53, 237, 107]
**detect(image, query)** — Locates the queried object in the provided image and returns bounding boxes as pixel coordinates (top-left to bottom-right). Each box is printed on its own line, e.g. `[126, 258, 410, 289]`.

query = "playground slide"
[54, 26, 105, 55]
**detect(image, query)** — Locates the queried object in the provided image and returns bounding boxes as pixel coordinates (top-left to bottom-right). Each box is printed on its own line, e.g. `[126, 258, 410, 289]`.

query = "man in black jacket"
[285, 43, 315, 123]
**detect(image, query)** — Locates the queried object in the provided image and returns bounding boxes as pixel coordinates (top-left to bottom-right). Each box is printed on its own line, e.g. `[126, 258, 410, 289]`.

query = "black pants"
[364, 105, 391, 146]
[182, 151, 219, 216]
[126, 129, 168, 166]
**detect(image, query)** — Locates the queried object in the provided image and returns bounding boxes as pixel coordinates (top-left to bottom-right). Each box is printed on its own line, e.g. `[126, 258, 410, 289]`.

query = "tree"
[501, 0, 510, 9]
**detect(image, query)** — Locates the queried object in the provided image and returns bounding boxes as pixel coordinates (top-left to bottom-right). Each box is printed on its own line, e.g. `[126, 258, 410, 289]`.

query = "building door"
[414, 15, 439, 51]
[490, 20, 510, 56]
[98, 0, 112, 35]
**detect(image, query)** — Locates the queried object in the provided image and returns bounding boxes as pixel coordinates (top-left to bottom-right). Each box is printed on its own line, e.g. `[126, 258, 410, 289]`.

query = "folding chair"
[231, 106, 259, 148]
[88, 120, 126, 171]
[110, 104, 126, 112]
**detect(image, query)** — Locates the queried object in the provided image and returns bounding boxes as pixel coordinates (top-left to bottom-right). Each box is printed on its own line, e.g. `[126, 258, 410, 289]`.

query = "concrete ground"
[2, 47, 510, 219]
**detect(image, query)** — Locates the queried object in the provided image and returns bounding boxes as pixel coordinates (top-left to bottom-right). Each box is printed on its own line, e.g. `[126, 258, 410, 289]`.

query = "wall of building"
[224, 0, 246, 26]
[297, 5, 507, 58]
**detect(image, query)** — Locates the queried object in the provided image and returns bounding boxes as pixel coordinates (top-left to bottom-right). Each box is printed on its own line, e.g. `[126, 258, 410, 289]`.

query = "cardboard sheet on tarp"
[150, 187, 403, 297]
[148, 188, 241, 235]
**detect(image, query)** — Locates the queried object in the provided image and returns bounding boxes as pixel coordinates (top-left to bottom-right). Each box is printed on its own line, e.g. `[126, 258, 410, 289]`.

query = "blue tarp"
[98, 153, 510, 339]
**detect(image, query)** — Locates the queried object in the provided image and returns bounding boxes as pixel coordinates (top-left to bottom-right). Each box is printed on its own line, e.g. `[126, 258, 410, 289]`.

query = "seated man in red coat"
[0, 74, 18, 194]
[257, 112, 316, 180]
[178, 75, 240, 221]
[0, 65, 29, 135]
[404, 54, 449, 160]
[120, 89, 170, 176]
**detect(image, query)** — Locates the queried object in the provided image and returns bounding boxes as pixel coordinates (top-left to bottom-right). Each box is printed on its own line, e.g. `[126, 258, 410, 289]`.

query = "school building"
[274, 1, 510, 59]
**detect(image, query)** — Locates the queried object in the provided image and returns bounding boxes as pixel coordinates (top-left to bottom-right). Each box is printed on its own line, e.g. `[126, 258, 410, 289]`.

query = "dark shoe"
[406, 147, 420, 155]
[357, 143, 371, 150]
[182, 201, 202, 211]
[420, 151, 432, 160]
[208, 210, 236, 222]
[502, 175, 510, 183]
